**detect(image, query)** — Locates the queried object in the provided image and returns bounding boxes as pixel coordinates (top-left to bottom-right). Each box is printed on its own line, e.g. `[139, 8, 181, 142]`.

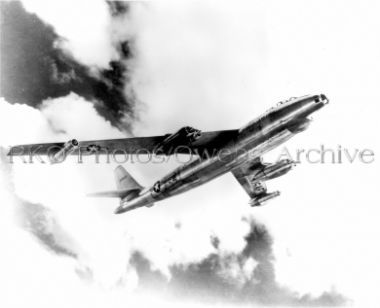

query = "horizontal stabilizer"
[114, 202, 154, 214]
[88, 165, 143, 199]
[115, 165, 142, 191]
[87, 188, 141, 198]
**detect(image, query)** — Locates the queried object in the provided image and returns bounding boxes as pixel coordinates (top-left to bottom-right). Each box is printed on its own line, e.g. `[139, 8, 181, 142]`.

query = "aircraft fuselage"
[115, 94, 328, 213]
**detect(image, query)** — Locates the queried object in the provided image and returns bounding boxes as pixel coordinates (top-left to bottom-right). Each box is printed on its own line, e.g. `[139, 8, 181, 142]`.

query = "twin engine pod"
[155, 126, 202, 154]
[253, 158, 297, 182]
[50, 139, 79, 164]
[248, 159, 296, 207]
[249, 191, 280, 207]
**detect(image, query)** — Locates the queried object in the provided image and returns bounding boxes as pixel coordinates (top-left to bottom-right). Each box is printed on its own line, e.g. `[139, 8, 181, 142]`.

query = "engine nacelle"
[254, 159, 296, 181]
[50, 139, 79, 164]
[249, 191, 280, 207]
[155, 126, 202, 154]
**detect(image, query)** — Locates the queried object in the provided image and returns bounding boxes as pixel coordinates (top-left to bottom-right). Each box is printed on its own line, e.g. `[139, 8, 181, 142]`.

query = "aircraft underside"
[8, 94, 328, 214]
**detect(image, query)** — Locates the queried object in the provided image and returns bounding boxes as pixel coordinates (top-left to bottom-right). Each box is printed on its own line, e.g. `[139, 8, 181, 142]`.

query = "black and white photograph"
[0, 0, 379, 307]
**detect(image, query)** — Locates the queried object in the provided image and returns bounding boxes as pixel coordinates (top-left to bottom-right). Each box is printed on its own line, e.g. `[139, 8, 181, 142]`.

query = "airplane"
[8, 94, 329, 214]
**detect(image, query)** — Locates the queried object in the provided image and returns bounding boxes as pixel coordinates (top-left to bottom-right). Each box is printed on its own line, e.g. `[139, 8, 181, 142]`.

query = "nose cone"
[319, 94, 329, 105]
[307, 93, 329, 115]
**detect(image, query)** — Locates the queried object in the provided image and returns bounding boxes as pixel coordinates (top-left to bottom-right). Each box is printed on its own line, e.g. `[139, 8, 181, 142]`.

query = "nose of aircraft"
[319, 94, 329, 104]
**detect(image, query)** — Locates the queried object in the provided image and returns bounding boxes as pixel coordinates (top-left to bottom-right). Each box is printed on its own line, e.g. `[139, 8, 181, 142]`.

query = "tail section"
[88, 165, 143, 199]
[114, 165, 142, 191]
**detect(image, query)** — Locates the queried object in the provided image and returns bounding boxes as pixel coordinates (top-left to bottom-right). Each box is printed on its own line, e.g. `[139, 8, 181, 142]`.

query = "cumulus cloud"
[125, 1, 268, 135]
[20, 0, 116, 68]
[0, 92, 347, 306]
[0, 1, 135, 130]
[122, 2, 380, 306]
[0, 148, 78, 258]
[0, 95, 126, 277]
[0, 98, 58, 146]
[0, 141, 348, 307]
[5, 1, 380, 307]
[39, 93, 125, 140]
[130, 219, 347, 306]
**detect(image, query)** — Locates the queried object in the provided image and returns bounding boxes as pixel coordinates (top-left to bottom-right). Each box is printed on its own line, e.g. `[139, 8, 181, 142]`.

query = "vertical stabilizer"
[114, 165, 143, 191]
[87, 165, 143, 199]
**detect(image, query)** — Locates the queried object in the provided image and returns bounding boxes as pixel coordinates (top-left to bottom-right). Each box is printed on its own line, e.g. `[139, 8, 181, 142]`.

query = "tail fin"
[114, 165, 142, 191]
[87, 165, 143, 199]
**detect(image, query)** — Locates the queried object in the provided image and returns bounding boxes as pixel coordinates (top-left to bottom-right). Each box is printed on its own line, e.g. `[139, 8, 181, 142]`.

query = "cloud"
[0, 95, 348, 306]
[123, 2, 380, 305]
[0, 98, 133, 297]
[0, 148, 78, 258]
[0, 98, 55, 147]
[39, 92, 125, 140]
[20, 0, 115, 68]
[0, 1, 135, 130]
[4, 1, 377, 307]
[107, 1, 129, 17]
[125, 1, 268, 135]
[0, 147, 96, 308]
[130, 219, 347, 306]
[19, 202, 78, 257]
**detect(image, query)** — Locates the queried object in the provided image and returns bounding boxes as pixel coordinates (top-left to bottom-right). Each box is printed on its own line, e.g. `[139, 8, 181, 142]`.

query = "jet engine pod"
[155, 126, 202, 154]
[183, 126, 202, 143]
[254, 159, 296, 181]
[249, 191, 280, 207]
[50, 139, 79, 164]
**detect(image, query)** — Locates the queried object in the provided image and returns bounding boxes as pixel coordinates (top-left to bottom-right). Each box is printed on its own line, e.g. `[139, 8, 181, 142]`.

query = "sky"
[0, 0, 380, 307]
